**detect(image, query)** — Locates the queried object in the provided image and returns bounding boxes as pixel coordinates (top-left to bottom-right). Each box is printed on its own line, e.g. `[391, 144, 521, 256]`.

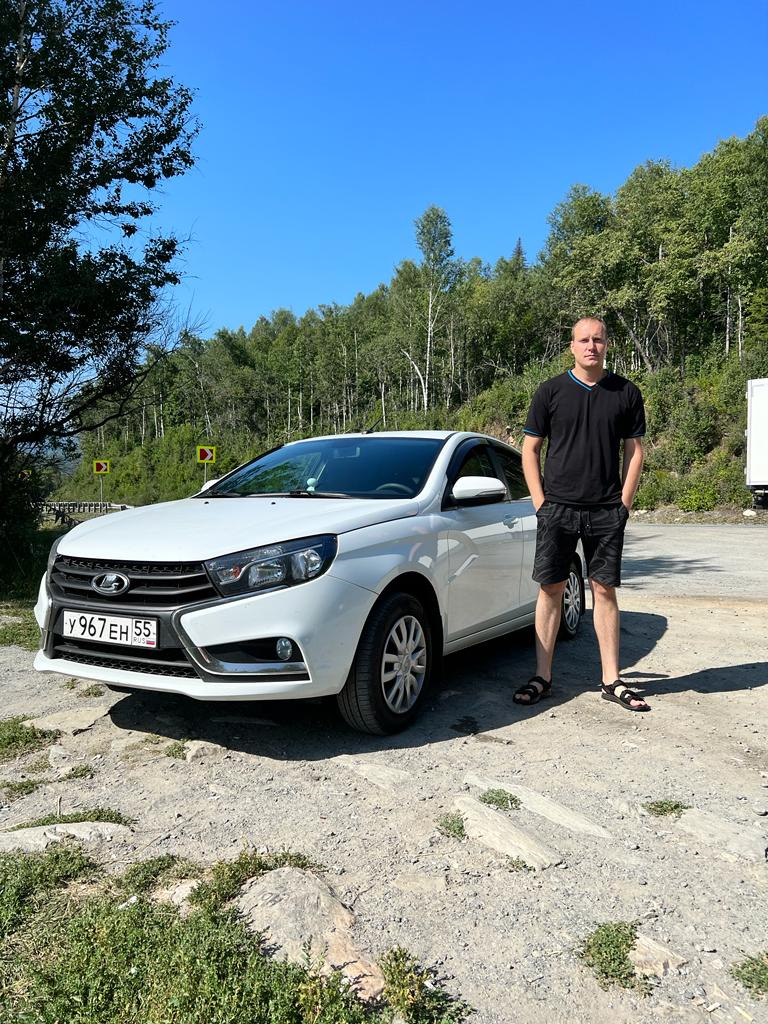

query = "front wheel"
[558, 562, 584, 640]
[337, 592, 433, 735]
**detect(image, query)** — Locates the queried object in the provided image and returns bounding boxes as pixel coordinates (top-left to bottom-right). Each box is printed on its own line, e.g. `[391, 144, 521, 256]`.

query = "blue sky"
[152, 0, 767, 334]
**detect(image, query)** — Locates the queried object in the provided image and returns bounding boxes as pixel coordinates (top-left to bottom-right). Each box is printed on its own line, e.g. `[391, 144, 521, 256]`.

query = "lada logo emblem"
[91, 572, 130, 596]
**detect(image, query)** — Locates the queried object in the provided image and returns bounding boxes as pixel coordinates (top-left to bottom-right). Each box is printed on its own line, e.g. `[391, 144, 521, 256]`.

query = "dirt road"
[2, 524, 767, 1023]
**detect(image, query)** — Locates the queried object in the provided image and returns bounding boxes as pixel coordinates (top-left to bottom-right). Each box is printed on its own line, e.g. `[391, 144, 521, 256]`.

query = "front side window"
[493, 448, 529, 500]
[205, 437, 446, 499]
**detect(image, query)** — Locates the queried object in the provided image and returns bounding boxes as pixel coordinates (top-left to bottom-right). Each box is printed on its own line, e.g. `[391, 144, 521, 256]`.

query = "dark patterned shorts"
[532, 501, 630, 588]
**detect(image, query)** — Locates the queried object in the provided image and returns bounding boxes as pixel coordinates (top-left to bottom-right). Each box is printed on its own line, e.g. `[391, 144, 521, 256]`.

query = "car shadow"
[109, 607, 710, 761]
[621, 531, 719, 585]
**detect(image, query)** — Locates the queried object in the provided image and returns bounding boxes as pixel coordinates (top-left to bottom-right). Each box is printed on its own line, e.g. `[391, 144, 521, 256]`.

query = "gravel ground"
[1, 523, 767, 1024]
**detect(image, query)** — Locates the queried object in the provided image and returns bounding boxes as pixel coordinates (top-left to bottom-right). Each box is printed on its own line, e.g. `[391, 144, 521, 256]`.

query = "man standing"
[515, 317, 650, 712]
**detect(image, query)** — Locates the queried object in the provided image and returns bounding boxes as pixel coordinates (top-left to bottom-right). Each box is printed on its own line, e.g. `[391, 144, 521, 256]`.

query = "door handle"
[503, 516, 518, 529]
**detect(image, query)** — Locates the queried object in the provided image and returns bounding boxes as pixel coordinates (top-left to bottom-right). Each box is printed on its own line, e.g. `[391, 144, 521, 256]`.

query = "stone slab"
[184, 740, 222, 762]
[453, 795, 562, 869]
[0, 821, 131, 852]
[235, 866, 384, 1000]
[676, 808, 767, 863]
[26, 706, 112, 735]
[465, 773, 612, 839]
[629, 933, 688, 977]
[392, 871, 447, 894]
[339, 758, 413, 791]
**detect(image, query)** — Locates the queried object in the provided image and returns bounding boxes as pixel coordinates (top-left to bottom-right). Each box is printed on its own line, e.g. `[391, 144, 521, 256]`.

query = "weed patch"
[380, 946, 471, 1022]
[119, 855, 202, 895]
[0, 716, 59, 761]
[479, 788, 521, 811]
[25, 755, 50, 774]
[0, 603, 39, 650]
[78, 684, 105, 698]
[63, 764, 94, 780]
[579, 921, 648, 993]
[0, 845, 95, 939]
[9, 806, 133, 831]
[164, 740, 188, 759]
[189, 848, 315, 912]
[731, 951, 768, 999]
[643, 800, 690, 818]
[61, 678, 78, 690]
[506, 857, 532, 872]
[436, 813, 466, 839]
[1, 778, 43, 800]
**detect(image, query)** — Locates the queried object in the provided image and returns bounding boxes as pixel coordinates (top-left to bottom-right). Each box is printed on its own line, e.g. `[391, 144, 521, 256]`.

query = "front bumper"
[33, 571, 378, 701]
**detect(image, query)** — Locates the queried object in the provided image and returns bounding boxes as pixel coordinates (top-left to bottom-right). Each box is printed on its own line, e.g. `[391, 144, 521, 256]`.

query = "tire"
[558, 561, 584, 640]
[337, 592, 433, 735]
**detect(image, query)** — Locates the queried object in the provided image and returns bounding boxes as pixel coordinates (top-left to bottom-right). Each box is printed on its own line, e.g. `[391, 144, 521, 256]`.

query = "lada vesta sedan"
[34, 432, 584, 734]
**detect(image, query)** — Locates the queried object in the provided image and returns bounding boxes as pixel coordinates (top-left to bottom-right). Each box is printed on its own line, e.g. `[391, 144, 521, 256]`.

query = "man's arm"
[621, 437, 644, 508]
[522, 434, 546, 511]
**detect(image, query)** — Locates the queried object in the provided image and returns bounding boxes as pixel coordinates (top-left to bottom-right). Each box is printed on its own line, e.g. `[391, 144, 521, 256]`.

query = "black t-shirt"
[524, 370, 645, 507]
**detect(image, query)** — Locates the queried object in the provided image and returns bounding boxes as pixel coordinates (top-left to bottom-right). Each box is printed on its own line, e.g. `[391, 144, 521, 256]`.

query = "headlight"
[204, 535, 337, 596]
[46, 536, 63, 582]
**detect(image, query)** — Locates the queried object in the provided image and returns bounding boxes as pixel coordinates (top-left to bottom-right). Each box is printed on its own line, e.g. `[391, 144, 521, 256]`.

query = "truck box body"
[746, 378, 768, 504]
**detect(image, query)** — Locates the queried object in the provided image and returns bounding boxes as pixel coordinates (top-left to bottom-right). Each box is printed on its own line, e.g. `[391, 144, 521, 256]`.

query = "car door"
[490, 444, 539, 613]
[442, 441, 523, 641]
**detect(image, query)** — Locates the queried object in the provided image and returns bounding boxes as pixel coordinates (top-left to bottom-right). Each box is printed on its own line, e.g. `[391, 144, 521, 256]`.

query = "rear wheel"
[558, 562, 584, 640]
[337, 592, 433, 735]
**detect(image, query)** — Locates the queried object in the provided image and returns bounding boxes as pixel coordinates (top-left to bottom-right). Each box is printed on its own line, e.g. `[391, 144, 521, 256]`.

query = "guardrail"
[41, 501, 132, 527]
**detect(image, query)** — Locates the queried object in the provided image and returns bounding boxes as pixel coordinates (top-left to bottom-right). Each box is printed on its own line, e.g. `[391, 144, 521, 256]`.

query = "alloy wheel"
[381, 614, 427, 714]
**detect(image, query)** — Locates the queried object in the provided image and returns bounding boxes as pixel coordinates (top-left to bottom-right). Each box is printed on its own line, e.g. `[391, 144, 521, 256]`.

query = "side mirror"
[451, 476, 507, 505]
[198, 478, 218, 494]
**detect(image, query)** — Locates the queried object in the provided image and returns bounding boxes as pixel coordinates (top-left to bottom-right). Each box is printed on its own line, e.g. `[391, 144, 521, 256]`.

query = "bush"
[635, 469, 678, 509]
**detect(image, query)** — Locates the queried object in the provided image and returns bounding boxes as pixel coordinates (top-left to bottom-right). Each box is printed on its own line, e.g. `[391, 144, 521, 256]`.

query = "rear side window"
[493, 448, 529, 500]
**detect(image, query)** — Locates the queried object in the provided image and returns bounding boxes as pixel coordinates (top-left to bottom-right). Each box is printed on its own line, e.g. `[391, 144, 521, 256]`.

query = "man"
[514, 317, 649, 712]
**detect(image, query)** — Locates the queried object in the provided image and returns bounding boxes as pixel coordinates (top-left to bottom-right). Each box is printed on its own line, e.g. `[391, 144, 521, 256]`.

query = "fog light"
[276, 637, 293, 661]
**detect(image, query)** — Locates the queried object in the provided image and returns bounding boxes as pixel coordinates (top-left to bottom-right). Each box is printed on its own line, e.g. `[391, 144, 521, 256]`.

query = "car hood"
[58, 496, 421, 562]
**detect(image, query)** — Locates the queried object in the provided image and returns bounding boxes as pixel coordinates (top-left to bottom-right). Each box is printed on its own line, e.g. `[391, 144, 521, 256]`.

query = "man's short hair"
[571, 316, 607, 341]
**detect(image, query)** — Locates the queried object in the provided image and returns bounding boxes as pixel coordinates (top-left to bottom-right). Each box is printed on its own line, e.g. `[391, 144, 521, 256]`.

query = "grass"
[479, 788, 521, 811]
[436, 813, 466, 839]
[188, 848, 316, 913]
[0, 716, 59, 762]
[506, 857, 533, 872]
[78, 684, 105, 698]
[118, 855, 202, 895]
[0, 602, 39, 650]
[642, 800, 691, 818]
[1, 778, 43, 801]
[25, 755, 51, 774]
[579, 921, 648, 993]
[164, 740, 188, 759]
[0, 845, 95, 940]
[61, 678, 78, 690]
[9, 807, 134, 831]
[380, 946, 471, 1022]
[63, 763, 94, 780]
[731, 951, 768, 999]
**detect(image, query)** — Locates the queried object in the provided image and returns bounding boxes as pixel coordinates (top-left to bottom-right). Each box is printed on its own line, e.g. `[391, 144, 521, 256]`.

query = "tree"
[0, 0, 197, 553]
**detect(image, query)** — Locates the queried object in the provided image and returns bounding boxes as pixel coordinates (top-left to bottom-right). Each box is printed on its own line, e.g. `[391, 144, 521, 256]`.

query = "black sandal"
[601, 680, 650, 713]
[513, 675, 552, 706]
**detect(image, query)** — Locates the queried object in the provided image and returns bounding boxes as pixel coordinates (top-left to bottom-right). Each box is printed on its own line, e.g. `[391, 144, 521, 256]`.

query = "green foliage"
[634, 469, 678, 510]
[642, 800, 690, 818]
[0, 845, 95, 940]
[0, 717, 59, 762]
[0, 603, 39, 650]
[9, 807, 133, 831]
[164, 740, 188, 759]
[436, 813, 466, 839]
[188, 848, 316, 913]
[731, 951, 768, 999]
[380, 946, 471, 1023]
[118, 855, 202, 896]
[579, 921, 647, 992]
[63, 764, 95, 781]
[506, 857, 533, 873]
[0, 779, 42, 800]
[478, 789, 521, 811]
[78, 685, 106, 698]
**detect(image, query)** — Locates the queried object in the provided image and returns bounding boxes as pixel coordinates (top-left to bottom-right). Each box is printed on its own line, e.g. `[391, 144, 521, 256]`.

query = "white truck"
[746, 378, 768, 508]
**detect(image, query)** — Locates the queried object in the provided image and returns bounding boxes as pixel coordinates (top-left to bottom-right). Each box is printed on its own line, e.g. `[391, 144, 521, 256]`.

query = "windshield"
[204, 437, 447, 499]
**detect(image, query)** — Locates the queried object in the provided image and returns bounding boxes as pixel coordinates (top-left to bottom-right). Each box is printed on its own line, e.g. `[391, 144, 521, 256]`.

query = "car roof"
[283, 430, 503, 444]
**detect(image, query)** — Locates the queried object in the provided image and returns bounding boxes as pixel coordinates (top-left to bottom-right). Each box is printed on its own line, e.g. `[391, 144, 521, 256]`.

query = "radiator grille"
[51, 556, 217, 608]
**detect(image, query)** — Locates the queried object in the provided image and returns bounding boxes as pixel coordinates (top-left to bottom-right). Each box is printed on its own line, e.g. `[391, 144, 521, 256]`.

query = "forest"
[62, 118, 768, 513]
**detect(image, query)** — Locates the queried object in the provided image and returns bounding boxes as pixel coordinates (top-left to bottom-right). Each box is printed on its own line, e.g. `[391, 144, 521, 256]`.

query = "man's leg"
[590, 578, 648, 710]
[535, 581, 566, 683]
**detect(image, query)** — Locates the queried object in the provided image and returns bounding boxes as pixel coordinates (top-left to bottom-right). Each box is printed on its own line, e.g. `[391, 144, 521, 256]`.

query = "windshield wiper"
[242, 490, 355, 498]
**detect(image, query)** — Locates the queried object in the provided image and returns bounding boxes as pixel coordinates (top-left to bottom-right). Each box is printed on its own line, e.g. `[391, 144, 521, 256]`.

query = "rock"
[154, 878, 200, 915]
[0, 821, 131, 852]
[753, 806, 768, 817]
[339, 758, 413, 791]
[676, 808, 767, 863]
[234, 867, 384, 1000]
[26, 706, 112, 735]
[743, 509, 757, 518]
[184, 740, 221, 762]
[47, 744, 73, 770]
[453, 796, 562, 869]
[628, 933, 688, 977]
[464, 774, 611, 839]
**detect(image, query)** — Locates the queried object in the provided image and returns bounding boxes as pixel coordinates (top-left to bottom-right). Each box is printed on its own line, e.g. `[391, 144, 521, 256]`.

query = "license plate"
[62, 610, 157, 648]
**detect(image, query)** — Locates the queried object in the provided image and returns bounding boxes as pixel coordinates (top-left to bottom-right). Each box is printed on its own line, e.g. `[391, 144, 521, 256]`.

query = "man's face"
[570, 319, 608, 372]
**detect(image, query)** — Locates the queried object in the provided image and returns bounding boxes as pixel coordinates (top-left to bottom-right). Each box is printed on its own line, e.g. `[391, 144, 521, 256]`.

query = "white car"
[34, 431, 584, 734]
